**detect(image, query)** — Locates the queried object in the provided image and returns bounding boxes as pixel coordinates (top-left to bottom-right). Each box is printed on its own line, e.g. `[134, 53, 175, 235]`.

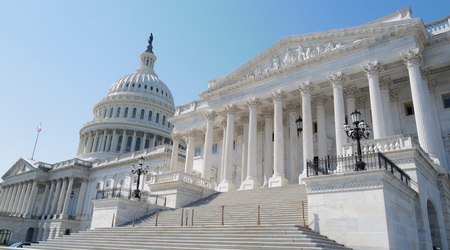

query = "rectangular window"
[313, 121, 318, 133]
[195, 147, 201, 157]
[404, 101, 414, 116]
[212, 144, 218, 154]
[442, 93, 450, 109]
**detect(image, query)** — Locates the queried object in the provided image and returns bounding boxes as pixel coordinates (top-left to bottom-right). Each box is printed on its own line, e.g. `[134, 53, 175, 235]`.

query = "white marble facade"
[1, 6, 450, 249]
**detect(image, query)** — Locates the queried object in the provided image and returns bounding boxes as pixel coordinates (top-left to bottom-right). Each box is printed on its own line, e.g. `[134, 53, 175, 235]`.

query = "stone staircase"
[25, 185, 352, 250]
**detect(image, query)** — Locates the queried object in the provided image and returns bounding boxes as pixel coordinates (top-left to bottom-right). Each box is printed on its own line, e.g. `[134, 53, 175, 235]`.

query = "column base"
[298, 171, 308, 184]
[268, 174, 288, 187]
[239, 177, 261, 190]
[218, 180, 237, 192]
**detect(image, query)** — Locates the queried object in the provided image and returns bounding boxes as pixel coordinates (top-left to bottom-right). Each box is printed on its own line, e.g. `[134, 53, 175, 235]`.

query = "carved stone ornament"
[356, 97, 366, 109]
[361, 61, 382, 78]
[428, 80, 436, 93]
[171, 132, 183, 141]
[299, 81, 314, 94]
[235, 126, 244, 136]
[221, 119, 227, 128]
[186, 129, 198, 138]
[312, 94, 328, 106]
[271, 89, 286, 102]
[261, 108, 274, 118]
[343, 86, 359, 98]
[246, 97, 261, 109]
[401, 48, 422, 67]
[240, 116, 249, 124]
[327, 71, 346, 86]
[257, 121, 265, 132]
[390, 89, 399, 102]
[224, 104, 240, 115]
[204, 110, 217, 121]
[379, 76, 393, 90]
[420, 66, 430, 81]
[286, 102, 300, 112]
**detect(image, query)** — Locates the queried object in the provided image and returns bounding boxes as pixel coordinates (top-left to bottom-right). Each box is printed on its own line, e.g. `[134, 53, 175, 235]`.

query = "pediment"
[2, 158, 40, 178]
[201, 16, 425, 98]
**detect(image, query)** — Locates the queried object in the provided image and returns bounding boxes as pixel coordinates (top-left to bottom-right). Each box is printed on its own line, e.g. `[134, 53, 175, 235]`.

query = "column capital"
[171, 132, 183, 142]
[261, 108, 274, 118]
[401, 48, 422, 68]
[271, 89, 286, 102]
[421, 66, 430, 81]
[379, 76, 393, 90]
[327, 71, 346, 86]
[362, 60, 382, 78]
[246, 97, 261, 109]
[312, 94, 329, 106]
[298, 81, 314, 94]
[204, 110, 218, 121]
[343, 85, 359, 98]
[224, 104, 240, 115]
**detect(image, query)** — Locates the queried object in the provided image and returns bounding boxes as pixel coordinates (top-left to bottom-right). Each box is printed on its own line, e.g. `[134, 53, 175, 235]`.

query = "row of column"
[77, 129, 169, 155]
[171, 48, 444, 190]
[0, 180, 38, 218]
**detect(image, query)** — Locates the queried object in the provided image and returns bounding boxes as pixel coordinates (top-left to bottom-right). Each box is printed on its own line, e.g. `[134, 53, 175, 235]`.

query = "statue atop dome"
[146, 33, 154, 53]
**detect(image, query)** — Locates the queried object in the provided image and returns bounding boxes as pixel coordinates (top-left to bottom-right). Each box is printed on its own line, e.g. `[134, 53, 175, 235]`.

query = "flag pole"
[31, 123, 42, 160]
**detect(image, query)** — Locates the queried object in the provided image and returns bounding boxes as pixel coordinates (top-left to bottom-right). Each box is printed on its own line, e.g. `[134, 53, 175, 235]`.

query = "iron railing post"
[257, 205, 260, 226]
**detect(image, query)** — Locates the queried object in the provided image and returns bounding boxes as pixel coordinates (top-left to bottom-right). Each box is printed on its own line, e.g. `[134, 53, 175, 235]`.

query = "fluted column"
[269, 90, 288, 187]
[201, 110, 217, 179]
[184, 129, 198, 174]
[56, 178, 68, 217]
[140, 133, 147, 150]
[240, 117, 249, 183]
[11, 183, 25, 215]
[24, 180, 38, 218]
[110, 129, 118, 152]
[402, 49, 440, 162]
[219, 120, 227, 183]
[38, 183, 50, 217]
[241, 97, 261, 190]
[77, 134, 86, 155]
[119, 130, 127, 153]
[3, 185, 15, 213]
[131, 131, 137, 152]
[44, 181, 56, 218]
[328, 72, 347, 156]
[18, 181, 33, 216]
[286, 102, 300, 184]
[262, 109, 274, 187]
[50, 179, 62, 216]
[150, 134, 156, 148]
[99, 130, 107, 152]
[218, 104, 240, 192]
[170, 132, 182, 172]
[379, 76, 394, 136]
[61, 177, 74, 219]
[299, 81, 314, 180]
[75, 180, 88, 219]
[0, 186, 11, 212]
[362, 61, 386, 139]
[313, 94, 329, 158]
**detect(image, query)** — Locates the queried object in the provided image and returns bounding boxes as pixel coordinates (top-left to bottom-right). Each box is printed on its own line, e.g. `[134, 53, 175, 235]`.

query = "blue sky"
[0, 0, 449, 176]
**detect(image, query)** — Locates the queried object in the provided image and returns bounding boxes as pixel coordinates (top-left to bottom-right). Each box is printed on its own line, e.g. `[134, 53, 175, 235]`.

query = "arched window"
[168, 122, 171, 128]
[104, 108, 108, 118]
[117, 136, 123, 152]
[116, 107, 121, 117]
[126, 136, 132, 152]
[140, 109, 145, 119]
[148, 111, 152, 121]
[132, 108, 137, 118]
[0, 229, 11, 245]
[135, 138, 141, 151]
[145, 139, 150, 149]
[156, 113, 160, 123]
[109, 108, 114, 118]
[162, 115, 166, 126]
[124, 108, 128, 118]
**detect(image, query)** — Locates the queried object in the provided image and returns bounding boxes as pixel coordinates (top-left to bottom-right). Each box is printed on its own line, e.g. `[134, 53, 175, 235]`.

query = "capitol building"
[1, 7, 450, 250]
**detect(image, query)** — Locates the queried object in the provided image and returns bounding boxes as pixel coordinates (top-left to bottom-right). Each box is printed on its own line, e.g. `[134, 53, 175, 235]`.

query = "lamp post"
[343, 110, 371, 171]
[131, 156, 149, 199]
[296, 117, 303, 136]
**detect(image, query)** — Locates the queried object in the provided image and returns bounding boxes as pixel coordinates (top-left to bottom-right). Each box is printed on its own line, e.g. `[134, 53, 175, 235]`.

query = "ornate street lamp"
[131, 156, 149, 199]
[296, 117, 303, 136]
[343, 110, 372, 171]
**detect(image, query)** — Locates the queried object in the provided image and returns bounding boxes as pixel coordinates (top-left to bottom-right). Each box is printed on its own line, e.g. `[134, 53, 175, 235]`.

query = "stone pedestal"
[304, 169, 418, 250]
[268, 174, 288, 187]
[218, 180, 237, 192]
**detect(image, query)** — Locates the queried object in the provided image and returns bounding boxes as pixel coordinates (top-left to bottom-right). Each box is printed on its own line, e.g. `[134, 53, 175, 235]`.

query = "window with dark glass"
[195, 147, 201, 157]
[109, 108, 114, 118]
[135, 138, 141, 151]
[148, 111, 152, 121]
[212, 143, 218, 154]
[132, 108, 137, 118]
[140, 109, 145, 119]
[156, 113, 160, 123]
[124, 108, 129, 118]
[162, 115, 166, 125]
[126, 136, 132, 152]
[442, 93, 450, 109]
[116, 107, 121, 117]
[404, 102, 414, 116]
[104, 108, 108, 118]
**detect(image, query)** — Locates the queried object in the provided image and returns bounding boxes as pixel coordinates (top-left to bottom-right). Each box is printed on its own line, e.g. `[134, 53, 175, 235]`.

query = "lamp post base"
[355, 161, 366, 171]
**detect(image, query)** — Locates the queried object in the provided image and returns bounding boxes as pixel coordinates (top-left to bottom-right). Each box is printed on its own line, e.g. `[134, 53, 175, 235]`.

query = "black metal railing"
[307, 152, 411, 187]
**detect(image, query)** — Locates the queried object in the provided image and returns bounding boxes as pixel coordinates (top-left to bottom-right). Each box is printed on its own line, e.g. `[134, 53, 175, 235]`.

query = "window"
[124, 108, 129, 118]
[116, 107, 121, 117]
[442, 93, 450, 109]
[168, 122, 171, 128]
[109, 108, 114, 118]
[162, 115, 166, 125]
[103, 108, 108, 118]
[404, 101, 414, 116]
[0, 229, 12, 245]
[195, 147, 202, 157]
[135, 138, 141, 151]
[105, 180, 111, 188]
[156, 88, 159, 92]
[140, 109, 145, 119]
[148, 111, 152, 121]
[144, 85, 147, 89]
[126, 136, 132, 152]
[156, 113, 160, 123]
[138, 84, 141, 88]
[212, 143, 218, 154]
[132, 83, 135, 87]
[313, 122, 318, 133]
[132, 108, 137, 118]
[96, 182, 101, 190]
[118, 179, 125, 187]
[117, 136, 123, 152]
